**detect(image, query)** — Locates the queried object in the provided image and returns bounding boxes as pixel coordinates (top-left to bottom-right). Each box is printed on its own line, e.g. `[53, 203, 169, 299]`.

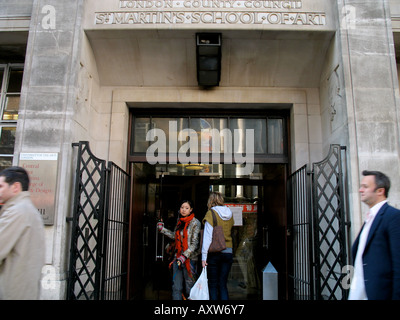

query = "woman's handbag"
[200, 209, 227, 253]
[189, 267, 209, 300]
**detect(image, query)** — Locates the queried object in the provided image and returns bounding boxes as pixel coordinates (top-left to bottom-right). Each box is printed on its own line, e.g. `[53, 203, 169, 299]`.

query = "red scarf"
[175, 213, 194, 276]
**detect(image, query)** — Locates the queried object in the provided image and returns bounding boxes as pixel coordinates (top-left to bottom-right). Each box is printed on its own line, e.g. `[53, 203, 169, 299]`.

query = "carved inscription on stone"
[94, 0, 327, 26]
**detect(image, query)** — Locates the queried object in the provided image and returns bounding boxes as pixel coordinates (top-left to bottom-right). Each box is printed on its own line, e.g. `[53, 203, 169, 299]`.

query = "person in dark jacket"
[348, 170, 400, 300]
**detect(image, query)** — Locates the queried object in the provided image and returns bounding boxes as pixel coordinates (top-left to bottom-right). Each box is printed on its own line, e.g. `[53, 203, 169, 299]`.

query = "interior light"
[185, 164, 205, 170]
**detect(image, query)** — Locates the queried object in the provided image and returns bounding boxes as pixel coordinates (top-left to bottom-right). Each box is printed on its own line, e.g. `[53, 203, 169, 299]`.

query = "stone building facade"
[1, 0, 400, 299]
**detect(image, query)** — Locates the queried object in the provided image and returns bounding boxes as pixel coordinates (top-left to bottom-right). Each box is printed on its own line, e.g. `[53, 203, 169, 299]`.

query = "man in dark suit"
[348, 170, 400, 300]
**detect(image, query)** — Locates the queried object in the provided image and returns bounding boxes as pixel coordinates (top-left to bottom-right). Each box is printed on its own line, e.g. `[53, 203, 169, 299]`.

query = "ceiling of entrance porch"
[85, 30, 333, 88]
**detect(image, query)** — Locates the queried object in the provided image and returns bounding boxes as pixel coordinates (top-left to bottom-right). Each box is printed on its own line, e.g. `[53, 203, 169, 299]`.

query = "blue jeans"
[207, 252, 233, 300]
[171, 259, 198, 300]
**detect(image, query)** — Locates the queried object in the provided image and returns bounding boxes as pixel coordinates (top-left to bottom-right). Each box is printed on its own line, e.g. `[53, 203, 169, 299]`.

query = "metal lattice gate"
[67, 141, 130, 300]
[287, 164, 314, 300]
[288, 144, 351, 300]
[101, 162, 130, 300]
[312, 144, 350, 300]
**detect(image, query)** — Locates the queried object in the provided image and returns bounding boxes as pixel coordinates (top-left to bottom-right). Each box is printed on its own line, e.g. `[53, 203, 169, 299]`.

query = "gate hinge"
[66, 217, 74, 222]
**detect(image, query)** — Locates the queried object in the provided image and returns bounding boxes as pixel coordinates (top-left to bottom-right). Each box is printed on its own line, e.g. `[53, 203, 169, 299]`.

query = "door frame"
[126, 107, 291, 299]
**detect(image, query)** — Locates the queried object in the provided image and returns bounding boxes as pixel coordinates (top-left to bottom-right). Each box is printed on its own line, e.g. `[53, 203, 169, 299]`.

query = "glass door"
[130, 162, 287, 300]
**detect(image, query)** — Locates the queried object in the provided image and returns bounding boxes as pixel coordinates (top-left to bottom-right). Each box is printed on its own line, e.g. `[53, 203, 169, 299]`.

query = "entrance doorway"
[127, 108, 290, 299]
[128, 163, 287, 300]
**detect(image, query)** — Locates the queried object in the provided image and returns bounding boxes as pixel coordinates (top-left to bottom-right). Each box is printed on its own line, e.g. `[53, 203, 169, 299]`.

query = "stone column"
[337, 0, 400, 237]
[15, 0, 84, 299]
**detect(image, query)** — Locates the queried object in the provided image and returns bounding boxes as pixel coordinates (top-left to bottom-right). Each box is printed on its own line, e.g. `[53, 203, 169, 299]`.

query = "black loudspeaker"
[196, 33, 222, 87]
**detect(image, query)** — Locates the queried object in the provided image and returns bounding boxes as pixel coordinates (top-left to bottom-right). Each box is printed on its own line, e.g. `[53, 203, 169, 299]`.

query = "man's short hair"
[362, 170, 391, 198]
[0, 166, 30, 191]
